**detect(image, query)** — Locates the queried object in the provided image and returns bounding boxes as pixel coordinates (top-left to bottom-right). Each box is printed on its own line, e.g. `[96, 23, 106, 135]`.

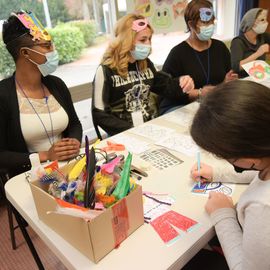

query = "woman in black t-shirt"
[160, 0, 238, 115]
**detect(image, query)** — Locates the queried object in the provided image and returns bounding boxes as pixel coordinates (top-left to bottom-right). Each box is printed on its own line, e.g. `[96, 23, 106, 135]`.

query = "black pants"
[182, 248, 229, 270]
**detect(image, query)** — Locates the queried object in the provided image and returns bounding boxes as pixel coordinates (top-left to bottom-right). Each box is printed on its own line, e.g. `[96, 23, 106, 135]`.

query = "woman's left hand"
[224, 70, 238, 83]
[179, 75, 194, 93]
[205, 191, 234, 215]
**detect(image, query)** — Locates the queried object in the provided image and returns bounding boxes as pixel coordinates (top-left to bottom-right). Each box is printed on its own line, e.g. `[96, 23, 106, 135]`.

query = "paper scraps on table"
[150, 210, 199, 245]
[129, 124, 174, 142]
[112, 134, 151, 154]
[155, 133, 199, 157]
[191, 182, 235, 197]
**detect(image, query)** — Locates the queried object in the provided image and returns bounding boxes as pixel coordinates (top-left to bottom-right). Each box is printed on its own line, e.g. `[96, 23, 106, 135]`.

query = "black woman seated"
[0, 11, 82, 177]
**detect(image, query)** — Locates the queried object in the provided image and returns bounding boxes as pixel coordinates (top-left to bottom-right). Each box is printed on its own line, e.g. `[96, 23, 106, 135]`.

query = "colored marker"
[197, 152, 201, 188]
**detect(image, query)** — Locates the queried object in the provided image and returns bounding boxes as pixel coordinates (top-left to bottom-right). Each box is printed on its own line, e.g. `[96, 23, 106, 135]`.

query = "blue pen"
[197, 152, 201, 188]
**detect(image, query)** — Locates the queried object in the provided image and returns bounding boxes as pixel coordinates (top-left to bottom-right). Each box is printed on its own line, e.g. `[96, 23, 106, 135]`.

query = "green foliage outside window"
[48, 25, 86, 64]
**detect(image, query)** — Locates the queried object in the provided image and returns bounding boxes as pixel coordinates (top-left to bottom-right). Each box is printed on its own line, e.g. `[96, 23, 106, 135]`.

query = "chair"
[0, 171, 17, 250]
[0, 170, 45, 269]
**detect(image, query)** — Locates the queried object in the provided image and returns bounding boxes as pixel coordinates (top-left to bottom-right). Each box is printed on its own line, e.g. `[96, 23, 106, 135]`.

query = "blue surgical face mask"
[26, 48, 59, 76]
[131, 44, 151, 60]
[196, 24, 215, 41]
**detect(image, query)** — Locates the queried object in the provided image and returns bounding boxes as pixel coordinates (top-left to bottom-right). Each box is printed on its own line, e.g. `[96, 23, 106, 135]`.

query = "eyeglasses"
[32, 42, 53, 49]
[132, 18, 148, 32]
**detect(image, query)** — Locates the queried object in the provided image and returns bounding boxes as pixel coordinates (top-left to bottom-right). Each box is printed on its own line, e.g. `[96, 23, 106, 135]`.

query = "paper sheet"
[242, 60, 270, 82]
[129, 124, 175, 142]
[150, 210, 198, 245]
[155, 133, 199, 157]
[163, 109, 193, 127]
[143, 193, 175, 222]
[191, 182, 235, 197]
[112, 134, 151, 154]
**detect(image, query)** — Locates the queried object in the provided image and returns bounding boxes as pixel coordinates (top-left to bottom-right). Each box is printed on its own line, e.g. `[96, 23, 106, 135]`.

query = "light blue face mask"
[131, 44, 151, 60]
[26, 48, 59, 76]
[196, 24, 215, 41]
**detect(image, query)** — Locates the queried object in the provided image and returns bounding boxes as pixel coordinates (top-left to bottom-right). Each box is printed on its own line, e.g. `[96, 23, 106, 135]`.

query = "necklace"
[15, 78, 54, 146]
[188, 38, 210, 85]
[193, 48, 210, 85]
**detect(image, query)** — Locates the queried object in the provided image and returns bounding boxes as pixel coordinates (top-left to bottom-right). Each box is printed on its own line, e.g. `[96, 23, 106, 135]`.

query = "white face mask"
[23, 47, 59, 76]
[252, 22, 268, 34]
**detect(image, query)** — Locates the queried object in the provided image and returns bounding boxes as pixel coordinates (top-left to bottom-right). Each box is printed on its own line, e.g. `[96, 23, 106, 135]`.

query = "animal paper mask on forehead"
[12, 11, 51, 41]
[199, 7, 214, 22]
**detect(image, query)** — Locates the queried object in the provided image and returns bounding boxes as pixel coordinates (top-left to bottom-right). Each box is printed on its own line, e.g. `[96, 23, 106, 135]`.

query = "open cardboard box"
[30, 162, 144, 263]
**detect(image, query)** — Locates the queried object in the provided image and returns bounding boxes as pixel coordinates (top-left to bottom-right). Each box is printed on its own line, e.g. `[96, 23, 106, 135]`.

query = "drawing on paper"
[242, 60, 270, 81]
[191, 182, 234, 196]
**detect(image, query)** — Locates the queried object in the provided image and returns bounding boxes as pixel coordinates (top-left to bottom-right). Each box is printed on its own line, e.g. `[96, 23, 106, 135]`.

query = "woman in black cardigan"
[1, 11, 82, 177]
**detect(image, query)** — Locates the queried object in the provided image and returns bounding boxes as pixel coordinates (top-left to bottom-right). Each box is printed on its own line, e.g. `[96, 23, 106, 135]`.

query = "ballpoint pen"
[197, 151, 201, 188]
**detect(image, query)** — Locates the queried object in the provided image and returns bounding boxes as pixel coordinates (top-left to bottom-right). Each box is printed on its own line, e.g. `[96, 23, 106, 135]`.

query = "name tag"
[131, 110, 144, 127]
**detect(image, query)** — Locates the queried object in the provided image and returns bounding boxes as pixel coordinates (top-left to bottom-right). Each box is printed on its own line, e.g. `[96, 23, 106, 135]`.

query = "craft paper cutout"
[12, 11, 51, 41]
[150, 210, 198, 244]
[191, 182, 235, 197]
[242, 60, 270, 82]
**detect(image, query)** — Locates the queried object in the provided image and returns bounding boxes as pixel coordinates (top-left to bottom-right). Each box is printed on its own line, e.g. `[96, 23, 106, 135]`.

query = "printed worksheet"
[163, 109, 193, 127]
[155, 133, 199, 157]
[191, 182, 235, 197]
[129, 124, 175, 142]
[112, 134, 151, 154]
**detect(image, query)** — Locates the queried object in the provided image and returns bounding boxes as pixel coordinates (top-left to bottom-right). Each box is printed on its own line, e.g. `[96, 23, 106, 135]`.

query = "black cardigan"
[0, 74, 82, 177]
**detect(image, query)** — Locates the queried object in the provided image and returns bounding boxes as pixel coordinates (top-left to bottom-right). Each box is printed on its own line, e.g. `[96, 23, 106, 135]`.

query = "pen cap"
[29, 153, 41, 168]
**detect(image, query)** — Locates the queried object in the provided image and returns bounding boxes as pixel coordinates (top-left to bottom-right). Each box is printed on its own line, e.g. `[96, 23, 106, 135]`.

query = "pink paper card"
[150, 210, 198, 244]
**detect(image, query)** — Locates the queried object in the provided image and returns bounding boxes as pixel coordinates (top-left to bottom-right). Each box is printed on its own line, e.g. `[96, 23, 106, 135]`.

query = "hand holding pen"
[190, 160, 213, 183]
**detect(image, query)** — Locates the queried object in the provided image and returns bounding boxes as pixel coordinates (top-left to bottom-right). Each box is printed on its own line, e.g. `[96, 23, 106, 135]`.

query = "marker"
[197, 152, 201, 188]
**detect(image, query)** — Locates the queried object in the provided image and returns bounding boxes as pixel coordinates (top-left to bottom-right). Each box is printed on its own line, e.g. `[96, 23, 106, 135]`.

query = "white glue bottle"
[29, 153, 45, 181]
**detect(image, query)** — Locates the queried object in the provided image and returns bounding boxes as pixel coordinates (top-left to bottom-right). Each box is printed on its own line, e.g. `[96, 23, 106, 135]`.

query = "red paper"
[150, 210, 198, 244]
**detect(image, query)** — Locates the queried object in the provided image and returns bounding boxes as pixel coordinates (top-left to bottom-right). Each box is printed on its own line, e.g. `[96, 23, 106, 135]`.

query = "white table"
[5, 102, 247, 270]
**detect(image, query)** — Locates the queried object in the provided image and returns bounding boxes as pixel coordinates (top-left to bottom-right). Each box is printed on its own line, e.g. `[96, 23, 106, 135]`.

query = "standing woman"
[92, 13, 194, 136]
[231, 8, 270, 78]
[159, 0, 237, 115]
[1, 11, 82, 177]
[189, 80, 270, 269]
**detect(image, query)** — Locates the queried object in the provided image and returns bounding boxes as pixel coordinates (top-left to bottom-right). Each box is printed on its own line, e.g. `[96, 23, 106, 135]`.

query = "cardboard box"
[30, 162, 144, 263]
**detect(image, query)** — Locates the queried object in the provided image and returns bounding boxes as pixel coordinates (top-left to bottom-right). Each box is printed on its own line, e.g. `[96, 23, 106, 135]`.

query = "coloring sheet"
[155, 133, 199, 157]
[163, 109, 193, 127]
[112, 134, 151, 154]
[242, 60, 270, 82]
[129, 123, 175, 142]
[191, 182, 235, 197]
[143, 193, 175, 223]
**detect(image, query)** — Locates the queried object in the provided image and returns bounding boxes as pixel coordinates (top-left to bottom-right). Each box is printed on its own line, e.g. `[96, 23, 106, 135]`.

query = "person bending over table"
[189, 80, 270, 270]
[159, 0, 237, 115]
[92, 13, 194, 136]
[231, 8, 270, 78]
[0, 11, 82, 177]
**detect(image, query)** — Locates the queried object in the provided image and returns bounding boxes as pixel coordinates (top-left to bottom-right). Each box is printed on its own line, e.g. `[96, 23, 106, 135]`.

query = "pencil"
[197, 152, 201, 188]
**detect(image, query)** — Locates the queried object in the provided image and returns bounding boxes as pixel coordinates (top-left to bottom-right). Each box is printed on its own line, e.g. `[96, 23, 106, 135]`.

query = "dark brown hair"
[190, 80, 270, 159]
[184, 0, 214, 31]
